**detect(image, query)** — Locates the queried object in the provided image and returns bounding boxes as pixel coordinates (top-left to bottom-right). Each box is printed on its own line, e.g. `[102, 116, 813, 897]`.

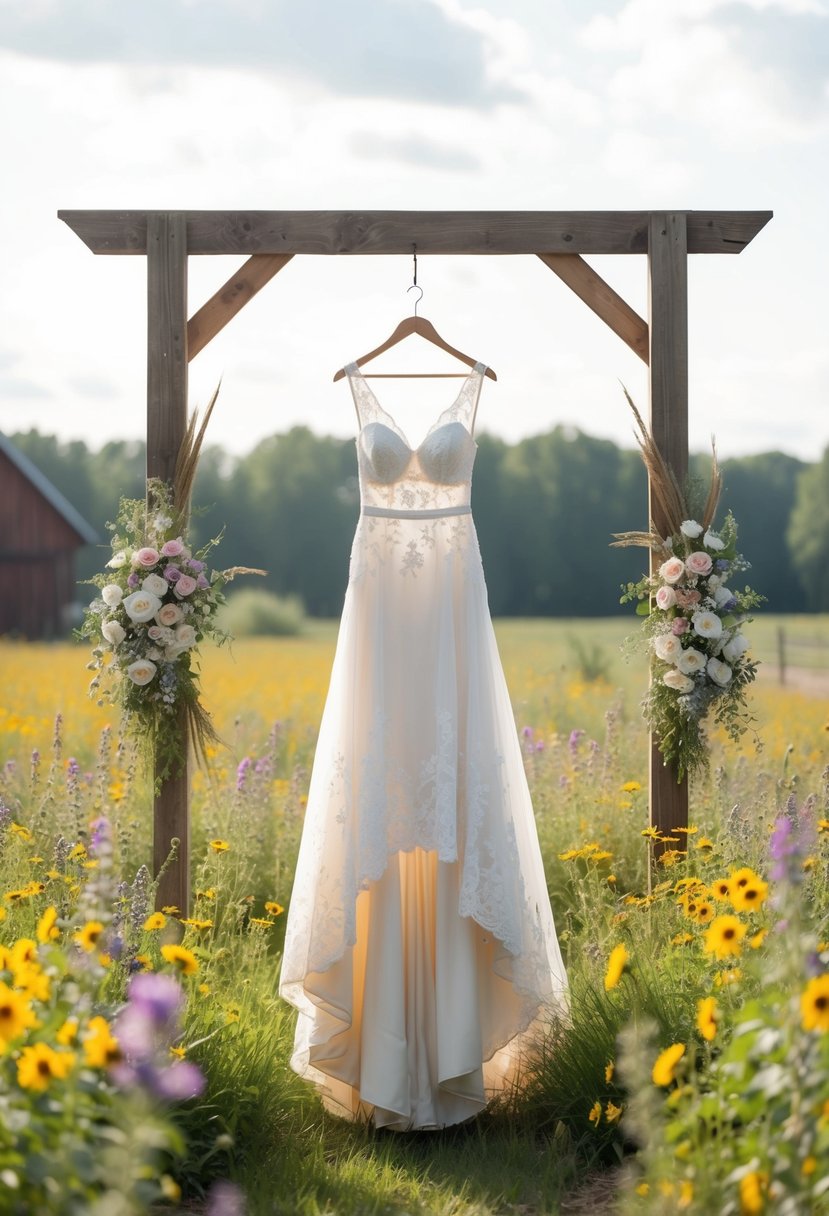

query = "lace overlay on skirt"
[279, 365, 568, 1130]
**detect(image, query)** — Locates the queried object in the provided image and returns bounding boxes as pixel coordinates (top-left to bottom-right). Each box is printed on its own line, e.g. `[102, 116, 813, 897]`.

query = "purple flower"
[187, 559, 206, 573]
[90, 816, 111, 851]
[113, 1005, 157, 1061]
[66, 757, 80, 778]
[236, 756, 252, 792]
[207, 1180, 246, 1216]
[152, 1060, 206, 1101]
[128, 972, 185, 1025]
[769, 815, 798, 882]
[535, 740, 545, 752]
[521, 726, 533, 739]
[164, 566, 182, 583]
[568, 729, 584, 755]
[127, 572, 140, 589]
[197, 574, 210, 590]
[715, 559, 730, 572]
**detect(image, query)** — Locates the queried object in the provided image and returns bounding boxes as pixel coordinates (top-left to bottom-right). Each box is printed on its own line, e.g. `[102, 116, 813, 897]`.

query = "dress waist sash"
[361, 504, 472, 520]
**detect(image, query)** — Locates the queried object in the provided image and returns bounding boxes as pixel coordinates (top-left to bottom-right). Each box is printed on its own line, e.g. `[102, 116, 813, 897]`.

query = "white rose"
[146, 647, 163, 661]
[707, 656, 733, 686]
[174, 623, 197, 648]
[722, 633, 749, 663]
[142, 573, 169, 597]
[101, 584, 123, 607]
[164, 644, 188, 662]
[106, 551, 128, 569]
[156, 603, 183, 627]
[713, 585, 733, 608]
[704, 530, 725, 551]
[123, 590, 163, 623]
[101, 619, 126, 646]
[677, 647, 706, 674]
[680, 520, 703, 538]
[126, 659, 157, 686]
[692, 610, 723, 640]
[663, 669, 694, 693]
[706, 575, 721, 591]
[655, 586, 677, 611]
[654, 633, 682, 662]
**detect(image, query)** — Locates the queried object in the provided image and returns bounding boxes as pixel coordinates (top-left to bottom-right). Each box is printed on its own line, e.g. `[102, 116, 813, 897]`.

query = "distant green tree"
[787, 446, 829, 611]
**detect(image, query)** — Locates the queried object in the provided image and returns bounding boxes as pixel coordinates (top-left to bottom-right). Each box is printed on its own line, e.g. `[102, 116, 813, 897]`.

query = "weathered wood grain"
[58, 210, 772, 256]
[538, 253, 649, 363]
[188, 253, 293, 360]
[648, 212, 690, 844]
[146, 212, 191, 918]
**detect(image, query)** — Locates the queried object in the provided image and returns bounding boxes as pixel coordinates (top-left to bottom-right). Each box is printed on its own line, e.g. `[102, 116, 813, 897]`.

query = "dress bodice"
[345, 363, 485, 513]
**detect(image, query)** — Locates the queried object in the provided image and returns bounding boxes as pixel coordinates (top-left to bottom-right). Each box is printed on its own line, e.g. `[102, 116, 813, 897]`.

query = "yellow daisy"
[604, 944, 630, 992]
[209, 839, 230, 853]
[83, 1015, 121, 1067]
[731, 878, 768, 913]
[652, 1043, 685, 1087]
[161, 944, 199, 975]
[17, 1042, 74, 1090]
[703, 915, 746, 960]
[74, 921, 105, 953]
[588, 1101, 601, 1125]
[801, 975, 829, 1033]
[36, 905, 60, 943]
[264, 901, 284, 916]
[0, 982, 38, 1043]
[143, 912, 166, 931]
[696, 996, 718, 1042]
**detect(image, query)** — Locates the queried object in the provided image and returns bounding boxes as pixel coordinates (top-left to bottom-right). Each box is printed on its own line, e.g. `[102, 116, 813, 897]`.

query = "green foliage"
[218, 587, 305, 637]
[788, 447, 829, 612]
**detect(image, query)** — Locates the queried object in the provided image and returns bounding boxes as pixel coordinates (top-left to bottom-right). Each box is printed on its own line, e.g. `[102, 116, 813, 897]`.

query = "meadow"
[0, 616, 827, 1215]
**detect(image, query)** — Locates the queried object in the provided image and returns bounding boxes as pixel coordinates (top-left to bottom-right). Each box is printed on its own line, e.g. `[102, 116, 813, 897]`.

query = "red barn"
[0, 434, 98, 639]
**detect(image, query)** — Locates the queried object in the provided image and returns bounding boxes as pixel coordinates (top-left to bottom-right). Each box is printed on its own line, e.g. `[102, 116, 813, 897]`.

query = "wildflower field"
[0, 616, 827, 1215]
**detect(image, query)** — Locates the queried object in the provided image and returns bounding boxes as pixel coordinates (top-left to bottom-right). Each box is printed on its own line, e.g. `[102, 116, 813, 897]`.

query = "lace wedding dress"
[279, 363, 567, 1130]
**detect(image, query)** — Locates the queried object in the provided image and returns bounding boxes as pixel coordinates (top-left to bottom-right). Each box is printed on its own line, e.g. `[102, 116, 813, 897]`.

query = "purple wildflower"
[769, 815, 798, 883]
[90, 815, 111, 851]
[521, 726, 533, 739]
[127, 572, 140, 589]
[153, 1060, 206, 1101]
[67, 757, 80, 777]
[236, 757, 252, 792]
[535, 740, 545, 753]
[568, 729, 584, 755]
[206, 1180, 246, 1216]
[128, 972, 185, 1025]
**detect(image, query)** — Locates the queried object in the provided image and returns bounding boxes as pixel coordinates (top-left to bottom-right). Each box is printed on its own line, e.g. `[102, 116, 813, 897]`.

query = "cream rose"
[106, 551, 128, 569]
[680, 520, 703, 538]
[126, 659, 157, 686]
[142, 573, 168, 598]
[101, 619, 126, 646]
[686, 551, 713, 577]
[655, 586, 677, 610]
[101, 584, 123, 607]
[707, 656, 733, 686]
[659, 557, 686, 585]
[692, 610, 723, 640]
[663, 669, 694, 693]
[156, 603, 183, 627]
[677, 647, 706, 675]
[704, 530, 725, 551]
[654, 633, 682, 662]
[123, 590, 163, 623]
[174, 623, 197, 648]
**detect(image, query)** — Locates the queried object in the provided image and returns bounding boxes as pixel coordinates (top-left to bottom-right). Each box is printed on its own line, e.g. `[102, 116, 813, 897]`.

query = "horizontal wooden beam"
[58, 210, 772, 257]
[187, 253, 293, 360]
[538, 253, 649, 363]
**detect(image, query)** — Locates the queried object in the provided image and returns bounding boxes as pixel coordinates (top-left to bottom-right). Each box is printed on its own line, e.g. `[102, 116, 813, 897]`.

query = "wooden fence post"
[147, 212, 190, 916]
[648, 212, 690, 842]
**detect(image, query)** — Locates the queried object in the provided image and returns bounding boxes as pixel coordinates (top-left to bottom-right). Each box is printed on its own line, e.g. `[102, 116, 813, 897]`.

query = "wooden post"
[147, 212, 190, 916]
[648, 212, 689, 842]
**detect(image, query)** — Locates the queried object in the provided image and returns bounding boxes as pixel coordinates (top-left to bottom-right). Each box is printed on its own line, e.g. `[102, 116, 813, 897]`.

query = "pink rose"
[686, 551, 713, 576]
[655, 586, 677, 610]
[133, 547, 160, 568]
[671, 618, 689, 635]
[658, 557, 685, 585]
[675, 588, 701, 608]
[156, 603, 183, 627]
[173, 575, 197, 598]
[161, 539, 185, 557]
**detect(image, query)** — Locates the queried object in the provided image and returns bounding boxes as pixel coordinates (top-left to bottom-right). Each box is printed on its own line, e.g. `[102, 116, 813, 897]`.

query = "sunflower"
[74, 921, 105, 952]
[729, 866, 760, 892]
[693, 901, 715, 924]
[161, 944, 199, 975]
[10, 939, 38, 968]
[17, 1042, 75, 1090]
[652, 1043, 686, 1087]
[604, 944, 630, 992]
[56, 1018, 79, 1046]
[711, 878, 732, 902]
[801, 975, 829, 1033]
[749, 929, 767, 950]
[13, 964, 50, 1003]
[703, 915, 746, 960]
[731, 878, 768, 913]
[83, 1015, 121, 1067]
[0, 982, 38, 1043]
[696, 996, 718, 1042]
[143, 912, 166, 931]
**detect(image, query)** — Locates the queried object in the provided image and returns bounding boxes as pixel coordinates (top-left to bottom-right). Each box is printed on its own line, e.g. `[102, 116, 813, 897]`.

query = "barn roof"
[0, 433, 99, 545]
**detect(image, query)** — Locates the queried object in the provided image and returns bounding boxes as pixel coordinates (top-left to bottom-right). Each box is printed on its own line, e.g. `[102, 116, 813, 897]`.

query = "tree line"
[9, 426, 824, 616]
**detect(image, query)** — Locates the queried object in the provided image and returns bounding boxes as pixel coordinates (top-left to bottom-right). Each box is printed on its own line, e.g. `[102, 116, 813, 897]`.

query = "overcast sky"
[1, 0, 826, 461]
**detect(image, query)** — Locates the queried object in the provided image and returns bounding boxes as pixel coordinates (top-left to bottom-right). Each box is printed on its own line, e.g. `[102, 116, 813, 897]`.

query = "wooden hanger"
[334, 313, 497, 382]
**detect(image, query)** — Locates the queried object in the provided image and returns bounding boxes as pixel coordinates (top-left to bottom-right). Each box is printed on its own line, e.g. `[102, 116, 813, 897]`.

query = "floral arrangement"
[614, 391, 764, 781]
[78, 389, 262, 785]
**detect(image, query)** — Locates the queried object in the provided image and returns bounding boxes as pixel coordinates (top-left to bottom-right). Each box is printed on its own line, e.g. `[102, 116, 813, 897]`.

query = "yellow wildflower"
[588, 1101, 601, 1125]
[162, 906, 180, 915]
[693, 900, 715, 924]
[197, 888, 217, 900]
[36, 905, 60, 943]
[56, 1018, 79, 1046]
[143, 912, 166, 931]
[621, 781, 642, 792]
[749, 929, 767, 950]
[11, 823, 33, 841]
[10, 939, 38, 968]
[180, 918, 214, 931]
[711, 878, 732, 902]
[696, 996, 718, 1042]
[731, 878, 768, 913]
[714, 968, 742, 988]
[678, 1180, 694, 1209]
[605, 1060, 614, 1084]
[249, 917, 275, 928]
[704, 915, 746, 960]
[695, 836, 715, 850]
[635, 1183, 650, 1197]
[83, 1015, 120, 1067]
[74, 921, 105, 952]
[729, 866, 760, 893]
[641, 827, 661, 841]
[801, 975, 829, 1032]
[161, 944, 199, 975]
[672, 932, 694, 947]
[652, 1043, 685, 1087]
[605, 1101, 622, 1123]
[209, 839, 230, 853]
[0, 982, 38, 1042]
[604, 944, 630, 992]
[17, 1042, 74, 1090]
[802, 1157, 817, 1177]
[739, 1170, 768, 1215]
[133, 954, 153, 970]
[169, 1045, 186, 1059]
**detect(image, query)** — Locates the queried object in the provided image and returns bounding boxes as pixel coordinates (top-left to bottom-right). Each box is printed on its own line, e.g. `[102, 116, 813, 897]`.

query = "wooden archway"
[58, 208, 772, 914]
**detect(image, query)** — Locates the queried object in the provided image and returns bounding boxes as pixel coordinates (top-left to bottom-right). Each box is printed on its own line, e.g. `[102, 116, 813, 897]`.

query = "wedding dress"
[279, 362, 567, 1130]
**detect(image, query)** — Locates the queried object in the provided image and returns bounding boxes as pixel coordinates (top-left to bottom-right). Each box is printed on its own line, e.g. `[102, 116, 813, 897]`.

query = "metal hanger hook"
[407, 283, 424, 316]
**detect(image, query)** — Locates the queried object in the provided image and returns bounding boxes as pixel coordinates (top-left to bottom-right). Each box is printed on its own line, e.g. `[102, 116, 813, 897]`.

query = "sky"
[0, 0, 827, 462]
